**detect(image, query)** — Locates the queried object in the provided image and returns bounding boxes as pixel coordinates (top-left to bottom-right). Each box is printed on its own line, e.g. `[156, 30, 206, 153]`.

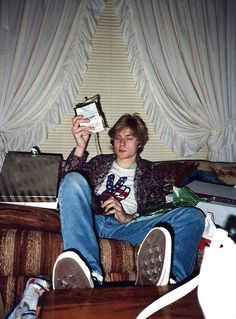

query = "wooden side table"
[39, 285, 204, 319]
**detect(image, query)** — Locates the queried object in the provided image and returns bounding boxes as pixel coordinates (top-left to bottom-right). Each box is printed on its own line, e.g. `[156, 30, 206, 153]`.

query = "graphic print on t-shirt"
[101, 174, 130, 202]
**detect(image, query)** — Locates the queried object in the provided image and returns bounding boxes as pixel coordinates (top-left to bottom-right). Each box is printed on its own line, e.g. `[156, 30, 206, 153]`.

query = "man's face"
[113, 127, 139, 162]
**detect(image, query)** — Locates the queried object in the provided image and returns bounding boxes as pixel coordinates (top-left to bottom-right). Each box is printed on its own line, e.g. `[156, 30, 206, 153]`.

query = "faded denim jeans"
[58, 172, 205, 283]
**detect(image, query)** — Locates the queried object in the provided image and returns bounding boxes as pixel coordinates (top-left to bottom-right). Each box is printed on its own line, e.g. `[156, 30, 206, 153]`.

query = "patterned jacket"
[62, 149, 167, 216]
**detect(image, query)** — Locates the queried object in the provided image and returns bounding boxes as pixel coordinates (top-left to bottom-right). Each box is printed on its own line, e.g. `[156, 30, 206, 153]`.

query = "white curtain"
[1, 0, 235, 168]
[112, 0, 236, 161]
[0, 0, 106, 169]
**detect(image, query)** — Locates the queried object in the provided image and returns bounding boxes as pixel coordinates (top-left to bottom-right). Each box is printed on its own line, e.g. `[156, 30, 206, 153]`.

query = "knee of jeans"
[177, 207, 205, 229]
[195, 208, 206, 230]
[60, 172, 90, 192]
[187, 207, 205, 231]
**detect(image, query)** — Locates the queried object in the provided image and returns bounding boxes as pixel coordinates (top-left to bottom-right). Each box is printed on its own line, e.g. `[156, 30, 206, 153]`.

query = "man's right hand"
[72, 115, 95, 157]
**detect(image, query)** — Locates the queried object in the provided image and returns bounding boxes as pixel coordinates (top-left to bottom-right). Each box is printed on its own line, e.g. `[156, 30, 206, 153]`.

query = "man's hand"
[72, 115, 95, 157]
[101, 196, 133, 223]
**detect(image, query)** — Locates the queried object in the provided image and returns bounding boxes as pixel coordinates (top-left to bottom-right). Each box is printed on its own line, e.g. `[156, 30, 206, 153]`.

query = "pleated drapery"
[0, 0, 106, 168]
[0, 0, 235, 169]
[113, 0, 236, 161]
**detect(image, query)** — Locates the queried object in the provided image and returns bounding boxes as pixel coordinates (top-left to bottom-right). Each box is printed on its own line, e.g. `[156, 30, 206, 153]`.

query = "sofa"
[0, 159, 235, 315]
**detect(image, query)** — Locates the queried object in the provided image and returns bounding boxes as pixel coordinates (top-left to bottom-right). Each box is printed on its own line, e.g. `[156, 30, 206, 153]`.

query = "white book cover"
[74, 94, 108, 133]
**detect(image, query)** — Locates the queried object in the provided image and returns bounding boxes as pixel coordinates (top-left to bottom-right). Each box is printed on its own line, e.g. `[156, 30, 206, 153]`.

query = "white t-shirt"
[97, 161, 137, 215]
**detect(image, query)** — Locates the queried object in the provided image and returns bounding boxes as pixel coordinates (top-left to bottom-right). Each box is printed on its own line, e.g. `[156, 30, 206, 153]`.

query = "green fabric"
[173, 186, 210, 207]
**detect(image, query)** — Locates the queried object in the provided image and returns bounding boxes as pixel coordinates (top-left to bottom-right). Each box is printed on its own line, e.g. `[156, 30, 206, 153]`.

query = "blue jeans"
[58, 172, 205, 283]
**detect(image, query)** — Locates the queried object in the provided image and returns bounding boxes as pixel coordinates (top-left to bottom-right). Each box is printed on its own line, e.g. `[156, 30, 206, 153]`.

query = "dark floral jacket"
[62, 149, 167, 216]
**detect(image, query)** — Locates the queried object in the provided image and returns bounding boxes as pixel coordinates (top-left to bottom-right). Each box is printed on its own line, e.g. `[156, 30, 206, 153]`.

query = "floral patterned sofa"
[0, 159, 235, 315]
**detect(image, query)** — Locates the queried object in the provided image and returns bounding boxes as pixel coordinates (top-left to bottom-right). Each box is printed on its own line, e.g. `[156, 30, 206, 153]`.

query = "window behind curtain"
[39, 0, 208, 161]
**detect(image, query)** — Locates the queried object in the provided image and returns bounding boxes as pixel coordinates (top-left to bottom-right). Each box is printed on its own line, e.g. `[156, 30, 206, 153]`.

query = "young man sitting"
[52, 113, 205, 288]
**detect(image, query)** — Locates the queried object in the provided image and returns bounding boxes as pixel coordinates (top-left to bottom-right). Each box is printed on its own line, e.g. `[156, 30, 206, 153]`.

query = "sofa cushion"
[0, 228, 137, 315]
[154, 161, 198, 194]
[197, 160, 236, 185]
[0, 204, 138, 279]
[0, 229, 63, 277]
[0, 228, 137, 276]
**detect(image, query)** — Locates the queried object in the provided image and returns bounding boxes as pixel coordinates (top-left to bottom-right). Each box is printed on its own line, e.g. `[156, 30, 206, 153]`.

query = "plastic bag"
[136, 228, 236, 319]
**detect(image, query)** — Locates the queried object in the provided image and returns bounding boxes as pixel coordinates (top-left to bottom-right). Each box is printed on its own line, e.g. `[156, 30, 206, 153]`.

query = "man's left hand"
[101, 196, 133, 223]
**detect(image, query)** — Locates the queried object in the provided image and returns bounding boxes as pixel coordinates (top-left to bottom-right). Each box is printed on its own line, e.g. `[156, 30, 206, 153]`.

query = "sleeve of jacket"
[61, 148, 89, 177]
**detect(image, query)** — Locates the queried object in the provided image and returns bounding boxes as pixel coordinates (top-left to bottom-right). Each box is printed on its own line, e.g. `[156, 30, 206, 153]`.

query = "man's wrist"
[74, 146, 85, 157]
[132, 212, 139, 220]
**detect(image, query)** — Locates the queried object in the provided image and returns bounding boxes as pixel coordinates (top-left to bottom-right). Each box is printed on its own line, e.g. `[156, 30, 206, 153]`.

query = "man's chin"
[117, 152, 128, 159]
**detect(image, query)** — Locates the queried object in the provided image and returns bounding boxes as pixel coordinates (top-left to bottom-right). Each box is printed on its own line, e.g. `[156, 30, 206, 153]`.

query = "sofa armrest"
[0, 204, 60, 233]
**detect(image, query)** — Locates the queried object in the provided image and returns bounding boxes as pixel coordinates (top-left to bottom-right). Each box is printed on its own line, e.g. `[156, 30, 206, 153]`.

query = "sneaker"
[52, 250, 94, 290]
[135, 227, 172, 286]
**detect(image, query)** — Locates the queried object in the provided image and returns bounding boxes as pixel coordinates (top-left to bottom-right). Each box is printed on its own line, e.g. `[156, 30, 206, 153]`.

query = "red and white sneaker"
[8, 277, 50, 319]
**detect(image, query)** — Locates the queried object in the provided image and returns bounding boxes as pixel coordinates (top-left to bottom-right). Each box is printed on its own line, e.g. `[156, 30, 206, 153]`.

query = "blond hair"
[108, 113, 149, 153]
